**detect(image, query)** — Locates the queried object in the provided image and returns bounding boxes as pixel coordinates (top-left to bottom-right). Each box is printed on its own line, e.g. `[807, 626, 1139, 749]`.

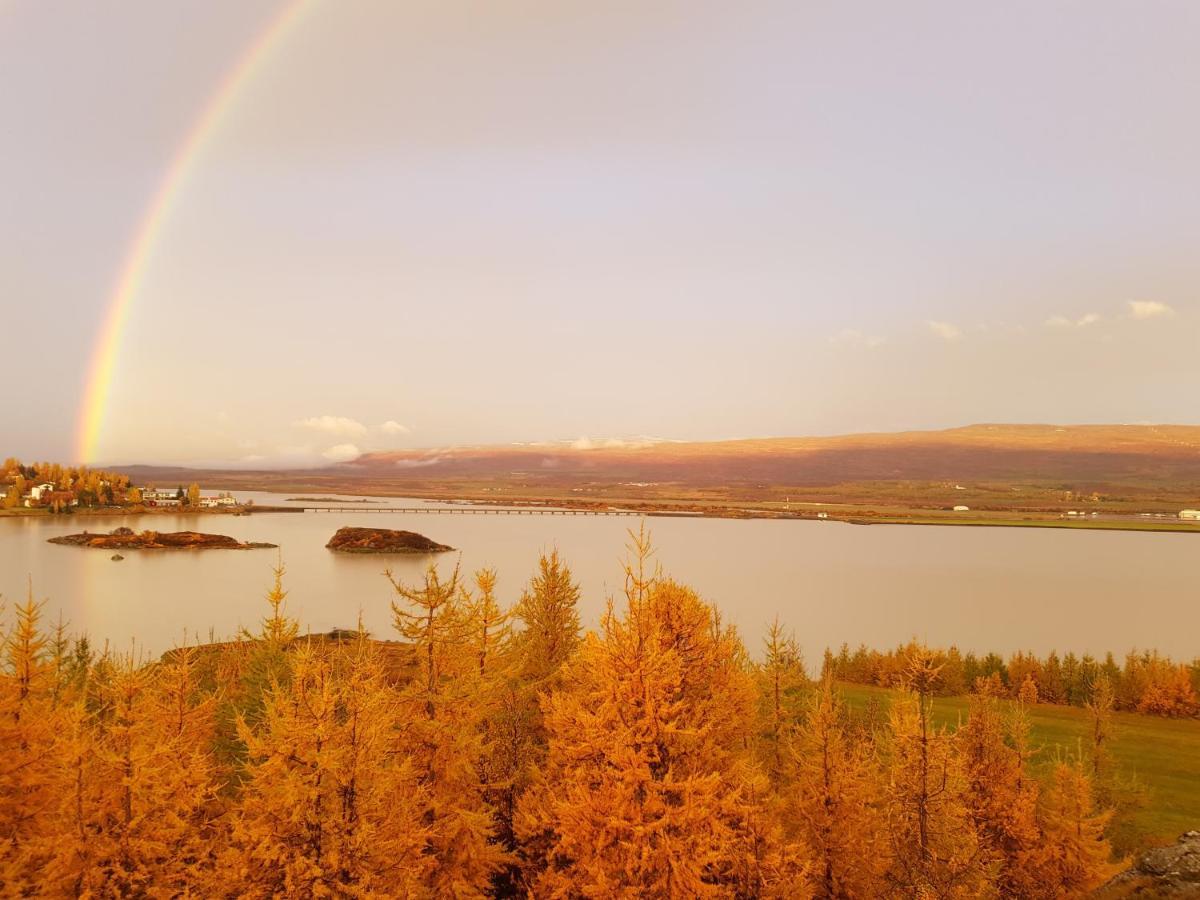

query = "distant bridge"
[293, 505, 654, 517]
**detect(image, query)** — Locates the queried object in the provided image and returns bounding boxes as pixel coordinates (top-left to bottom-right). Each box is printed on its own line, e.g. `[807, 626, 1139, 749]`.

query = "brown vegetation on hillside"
[115, 424, 1200, 515]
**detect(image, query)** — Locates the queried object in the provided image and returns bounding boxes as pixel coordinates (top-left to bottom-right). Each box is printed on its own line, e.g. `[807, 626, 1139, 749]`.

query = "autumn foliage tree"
[514, 549, 581, 684]
[0, 586, 60, 888]
[957, 682, 1043, 897]
[784, 677, 886, 898]
[224, 637, 428, 897]
[389, 562, 507, 896]
[38, 651, 219, 896]
[1034, 757, 1120, 894]
[757, 617, 807, 788]
[516, 528, 808, 897]
[881, 646, 992, 897]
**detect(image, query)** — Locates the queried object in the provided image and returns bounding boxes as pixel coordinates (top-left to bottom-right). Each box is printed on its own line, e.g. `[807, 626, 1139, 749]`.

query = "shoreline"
[5, 495, 1199, 533]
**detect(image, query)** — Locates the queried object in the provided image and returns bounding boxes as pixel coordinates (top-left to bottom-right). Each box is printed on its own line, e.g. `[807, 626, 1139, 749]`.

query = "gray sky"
[2, 0, 1197, 465]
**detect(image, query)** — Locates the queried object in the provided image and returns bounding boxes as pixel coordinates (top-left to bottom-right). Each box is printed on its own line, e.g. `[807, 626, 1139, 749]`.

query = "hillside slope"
[114, 425, 1200, 512]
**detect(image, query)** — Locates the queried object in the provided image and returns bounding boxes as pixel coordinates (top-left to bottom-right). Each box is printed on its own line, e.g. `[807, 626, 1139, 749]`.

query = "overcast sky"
[2, 0, 1197, 466]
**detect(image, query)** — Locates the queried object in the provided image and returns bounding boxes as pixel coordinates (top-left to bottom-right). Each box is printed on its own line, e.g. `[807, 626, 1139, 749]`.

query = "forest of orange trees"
[0, 528, 1152, 897]
[824, 642, 1199, 718]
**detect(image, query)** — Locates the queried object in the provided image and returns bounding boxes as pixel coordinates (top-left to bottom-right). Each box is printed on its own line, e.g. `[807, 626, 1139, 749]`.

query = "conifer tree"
[758, 617, 807, 788]
[390, 562, 506, 896]
[958, 685, 1042, 897]
[514, 549, 581, 684]
[223, 560, 301, 758]
[784, 677, 885, 898]
[882, 645, 991, 897]
[1086, 674, 1115, 798]
[0, 586, 61, 887]
[486, 551, 585, 888]
[517, 528, 807, 897]
[1034, 757, 1118, 894]
[224, 638, 428, 897]
[470, 566, 513, 678]
[40, 651, 218, 896]
[1017, 673, 1039, 706]
[463, 566, 531, 892]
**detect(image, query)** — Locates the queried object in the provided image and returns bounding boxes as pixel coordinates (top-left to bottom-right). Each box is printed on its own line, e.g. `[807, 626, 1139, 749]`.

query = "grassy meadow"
[839, 682, 1200, 853]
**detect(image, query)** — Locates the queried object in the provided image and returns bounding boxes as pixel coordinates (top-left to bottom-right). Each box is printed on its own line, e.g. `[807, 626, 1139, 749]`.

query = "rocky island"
[49, 527, 275, 551]
[325, 526, 453, 554]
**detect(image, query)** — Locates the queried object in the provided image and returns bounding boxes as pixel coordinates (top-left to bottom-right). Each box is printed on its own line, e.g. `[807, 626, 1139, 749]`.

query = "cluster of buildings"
[23, 483, 77, 508]
[140, 489, 238, 509]
[10, 483, 240, 510]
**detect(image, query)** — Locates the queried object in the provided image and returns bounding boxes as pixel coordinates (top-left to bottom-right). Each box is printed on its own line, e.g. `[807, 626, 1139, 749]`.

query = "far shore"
[6, 493, 1200, 533]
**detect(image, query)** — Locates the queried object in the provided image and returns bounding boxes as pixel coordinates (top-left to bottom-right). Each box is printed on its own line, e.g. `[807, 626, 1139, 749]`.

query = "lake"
[2, 491, 1196, 665]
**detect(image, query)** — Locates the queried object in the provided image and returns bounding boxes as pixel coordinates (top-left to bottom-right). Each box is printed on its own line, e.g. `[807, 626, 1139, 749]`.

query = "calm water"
[2, 491, 1196, 663]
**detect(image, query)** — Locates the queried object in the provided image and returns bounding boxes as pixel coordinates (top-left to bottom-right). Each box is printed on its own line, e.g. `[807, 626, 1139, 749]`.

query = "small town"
[2, 457, 237, 513]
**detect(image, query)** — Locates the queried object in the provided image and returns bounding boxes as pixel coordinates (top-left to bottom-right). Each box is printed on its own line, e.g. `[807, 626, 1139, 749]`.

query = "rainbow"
[76, 0, 315, 464]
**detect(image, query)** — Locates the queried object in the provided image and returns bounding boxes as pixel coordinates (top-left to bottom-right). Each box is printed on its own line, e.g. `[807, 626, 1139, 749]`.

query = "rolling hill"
[115, 424, 1200, 512]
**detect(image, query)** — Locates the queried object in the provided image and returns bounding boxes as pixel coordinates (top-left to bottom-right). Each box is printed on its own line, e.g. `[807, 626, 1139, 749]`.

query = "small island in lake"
[325, 526, 453, 554]
[49, 527, 275, 551]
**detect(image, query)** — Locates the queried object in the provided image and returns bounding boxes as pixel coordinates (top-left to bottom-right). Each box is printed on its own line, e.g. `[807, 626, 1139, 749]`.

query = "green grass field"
[838, 683, 1200, 852]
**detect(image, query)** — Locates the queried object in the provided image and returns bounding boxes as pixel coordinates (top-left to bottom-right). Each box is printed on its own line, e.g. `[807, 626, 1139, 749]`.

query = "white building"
[1180, 509, 1200, 520]
[142, 489, 182, 507]
[29, 483, 55, 501]
[953, 505, 970, 512]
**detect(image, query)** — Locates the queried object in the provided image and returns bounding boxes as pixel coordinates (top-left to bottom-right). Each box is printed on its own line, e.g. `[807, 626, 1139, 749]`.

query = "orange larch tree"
[785, 676, 886, 898]
[882, 645, 993, 898]
[517, 528, 809, 898]
[1033, 757, 1119, 894]
[757, 616, 807, 789]
[224, 638, 428, 896]
[957, 684, 1043, 898]
[0, 587, 63, 889]
[40, 651, 218, 896]
[390, 562, 507, 897]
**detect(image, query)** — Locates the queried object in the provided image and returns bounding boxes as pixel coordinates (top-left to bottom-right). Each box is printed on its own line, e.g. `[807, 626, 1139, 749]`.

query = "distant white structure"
[142, 489, 182, 507]
[1180, 509, 1200, 520]
[953, 505, 970, 512]
[199, 493, 238, 508]
[29, 483, 55, 501]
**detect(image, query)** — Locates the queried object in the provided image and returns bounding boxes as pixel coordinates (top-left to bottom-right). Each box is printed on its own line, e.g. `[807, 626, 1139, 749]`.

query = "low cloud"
[1128, 300, 1174, 320]
[1045, 312, 1101, 329]
[394, 456, 444, 469]
[380, 420, 410, 435]
[570, 436, 665, 451]
[927, 320, 962, 342]
[828, 328, 886, 349]
[321, 443, 361, 462]
[294, 416, 368, 436]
